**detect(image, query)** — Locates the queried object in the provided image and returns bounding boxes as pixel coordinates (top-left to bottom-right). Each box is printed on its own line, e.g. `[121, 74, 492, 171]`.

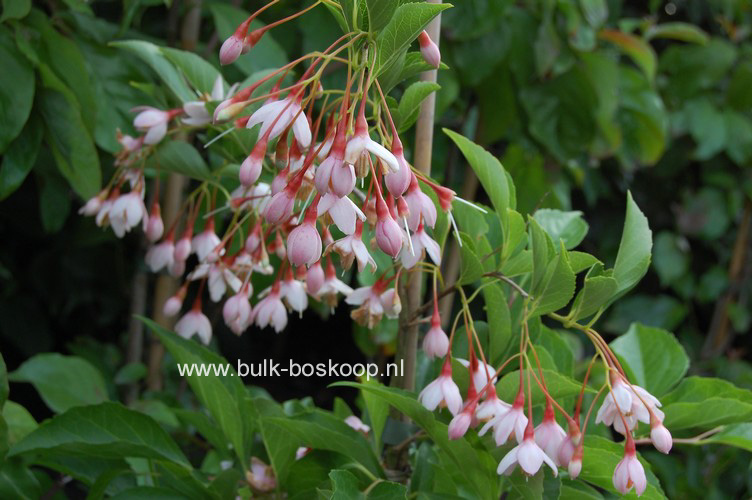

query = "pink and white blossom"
[344, 415, 370, 434]
[247, 96, 311, 147]
[109, 191, 147, 238]
[613, 441, 647, 496]
[418, 30, 441, 69]
[327, 220, 376, 272]
[287, 214, 322, 268]
[192, 223, 223, 262]
[404, 175, 437, 231]
[480, 392, 528, 445]
[497, 425, 558, 477]
[418, 361, 463, 415]
[534, 405, 567, 466]
[133, 107, 171, 145]
[175, 307, 212, 345]
[317, 193, 366, 235]
[223, 286, 252, 335]
[145, 239, 175, 272]
[255, 285, 287, 332]
[401, 222, 441, 269]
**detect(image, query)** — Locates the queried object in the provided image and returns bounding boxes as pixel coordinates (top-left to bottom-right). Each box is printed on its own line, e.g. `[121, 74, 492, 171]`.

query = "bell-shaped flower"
[80, 190, 107, 216]
[375, 198, 403, 258]
[306, 260, 325, 295]
[317, 193, 366, 235]
[650, 416, 672, 454]
[448, 406, 475, 440]
[475, 387, 511, 422]
[385, 140, 412, 197]
[109, 191, 147, 238]
[346, 282, 386, 328]
[480, 391, 528, 445]
[246, 457, 276, 493]
[182, 100, 211, 127]
[612, 440, 647, 497]
[192, 221, 223, 262]
[497, 424, 558, 477]
[239, 140, 266, 187]
[133, 106, 171, 145]
[281, 271, 307, 316]
[219, 18, 250, 65]
[327, 220, 376, 272]
[287, 209, 322, 268]
[145, 239, 175, 272]
[344, 415, 370, 434]
[401, 221, 441, 269]
[422, 312, 449, 359]
[380, 287, 401, 319]
[344, 109, 398, 172]
[404, 175, 437, 231]
[534, 403, 567, 466]
[596, 376, 663, 434]
[418, 360, 463, 415]
[175, 306, 212, 345]
[264, 184, 297, 224]
[223, 285, 252, 335]
[247, 96, 311, 147]
[145, 203, 164, 242]
[255, 284, 287, 332]
[317, 259, 353, 308]
[457, 357, 497, 394]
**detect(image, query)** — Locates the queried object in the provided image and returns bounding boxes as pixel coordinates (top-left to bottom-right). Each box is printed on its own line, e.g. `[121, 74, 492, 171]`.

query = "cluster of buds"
[80, 5, 455, 348]
[418, 291, 672, 496]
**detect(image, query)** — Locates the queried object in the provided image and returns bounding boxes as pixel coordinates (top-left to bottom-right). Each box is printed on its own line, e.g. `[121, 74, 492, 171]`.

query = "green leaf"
[569, 251, 600, 274]
[652, 231, 689, 287]
[361, 380, 388, 452]
[660, 377, 752, 430]
[610, 191, 652, 303]
[0, 353, 6, 409]
[143, 318, 250, 467]
[569, 271, 618, 321]
[702, 423, 752, 452]
[10, 402, 190, 467]
[531, 243, 576, 316]
[0, 0, 30, 22]
[396, 81, 440, 132]
[375, 2, 451, 75]
[533, 209, 588, 250]
[9, 354, 108, 413]
[38, 87, 101, 198]
[598, 29, 657, 81]
[579, 0, 608, 28]
[458, 233, 484, 285]
[110, 40, 195, 102]
[331, 382, 499, 499]
[161, 47, 222, 96]
[483, 280, 512, 364]
[366, 0, 397, 32]
[0, 27, 34, 153]
[580, 435, 665, 499]
[114, 362, 148, 385]
[444, 129, 513, 239]
[645, 22, 708, 44]
[149, 141, 211, 180]
[609, 323, 688, 396]
[528, 217, 554, 293]
[329, 469, 362, 498]
[0, 461, 42, 499]
[0, 114, 42, 200]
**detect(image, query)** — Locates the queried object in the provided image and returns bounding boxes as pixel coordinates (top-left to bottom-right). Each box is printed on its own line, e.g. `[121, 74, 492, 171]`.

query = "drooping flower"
[306, 260, 325, 295]
[344, 415, 370, 434]
[145, 203, 164, 242]
[418, 360, 463, 416]
[317, 193, 366, 235]
[254, 283, 287, 332]
[219, 18, 250, 65]
[375, 198, 403, 258]
[448, 406, 475, 440]
[175, 306, 212, 345]
[246, 457, 276, 493]
[534, 403, 567, 466]
[327, 220, 376, 272]
[223, 285, 252, 335]
[246, 95, 311, 147]
[480, 391, 528, 445]
[344, 105, 398, 173]
[497, 423, 558, 477]
[109, 191, 147, 238]
[132, 106, 172, 145]
[385, 138, 412, 197]
[317, 258, 353, 308]
[475, 386, 511, 422]
[379, 286, 401, 319]
[401, 221, 441, 269]
[595, 376, 663, 434]
[346, 282, 386, 328]
[280, 271, 308, 316]
[613, 439, 647, 497]
[287, 210, 322, 268]
[404, 175, 437, 231]
[145, 239, 175, 273]
[650, 417, 672, 454]
[192, 221, 223, 262]
[422, 307, 449, 359]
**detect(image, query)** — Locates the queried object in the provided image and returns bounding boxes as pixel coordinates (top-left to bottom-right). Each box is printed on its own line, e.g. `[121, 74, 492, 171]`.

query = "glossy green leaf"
[610, 191, 652, 303]
[375, 2, 451, 74]
[0, 0, 30, 22]
[599, 29, 657, 81]
[645, 22, 708, 44]
[10, 402, 190, 467]
[531, 242, 576, 316]
[0, 461, 42, 500]
[143, 317, 249, 467]
[483, 280, 512, 364]
[496, 368, 590, 406]
[458, 233, 484, 285]
[533, 209, 588, 250]
[397, 81, 440, 132]
[149, 140, 211, 180]
[660, 377, 752, 430]
[0, 27, 34, 153]
[702, 423, 752, 452]
[360, 380, 388, 452]
[569, 271, 618, 321]
[161, 47, 222, 95]
[9, 354, 108, 413]
[610, 323, 688, 396]
[366, 0, 397, 32]
[528, 217, 554, 293]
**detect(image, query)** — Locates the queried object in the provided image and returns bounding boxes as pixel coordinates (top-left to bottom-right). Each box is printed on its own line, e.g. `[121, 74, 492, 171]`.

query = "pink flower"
[534, 404, 567, 466]
[448, 407, 474, 440]
[344, 415, 370, 434]
[344, 110, 399, 172]
[317, 259, 353, 308]
[385, 141, 412, 197]
[457, 358, 497, 394]
[418, 30, 441, 69]
[475, 389, 511, 422]
[163, 286, 186, 317]
[79, 190, 107, 216]
[145, 240, 175, 272]
[239, 145, 264, 187]
[380, 287, 401, 319]
[219, 34, 245, 65]
[317, 193, 366, 235]
[174, 233, 192, 262]
[346, 282, 386, 328]
[188, 262, 242, 302]
[613, 441, 647, 496]
[568, 447, 583, 479]
[109, 191, 147, 238]
[306, 260, 325, 295]
[287, 216, 322, 268]
[182, 101, 211, 126]
[375, 198, 403, 258]
[401, 222, 441, 269]
[480, 392, 527, 445]
[264, 186, 296, 224]
[418, 360, 463, 415]
[405, 175, 437, 231]
[557, 424, 581, 467]
[596, 376, 663, 434]
[280, 273, 308, 316]
[223, 286, 252, 335]
[246, 457, 276, 492]
[192, 223, 223, 262]
[133, 107, 170, 144]
[255, 285, 287, 332]
[327, 220, 376, 272]
[497, 425, 558, 477]
[145, 204, 164, 242]
[650, 418, 672, 454]
[247, 96, 311, 147]
[423, 323, 449, 359]
[175, 307, 212, 345]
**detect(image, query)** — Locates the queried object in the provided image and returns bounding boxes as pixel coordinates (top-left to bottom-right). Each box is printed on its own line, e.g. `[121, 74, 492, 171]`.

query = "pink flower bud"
[330, 161, 356, 198]
[385, 148, 411, 197]
[219, 35, 244, 65]
[174, 235, 192, 262]
[375, 199, 403, 258]
[79, 190, 107, 216]
[163, 296, 182, 317]
[650, 420, 672, 454]
[287, 219, 322, 268]
[264, 187, 296, 224]
[306, 260, 325, 295]
[145, 205, 164, 242]
[448, 409, 473, 440]
[239, 150, 263, 186]
[418, 30, 441, 69]
[568, 447, 583, 479]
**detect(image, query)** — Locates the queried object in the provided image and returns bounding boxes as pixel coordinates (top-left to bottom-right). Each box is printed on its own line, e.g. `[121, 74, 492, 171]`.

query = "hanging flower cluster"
[79, 4, 454, 346]
[417, 284, 672, 496]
